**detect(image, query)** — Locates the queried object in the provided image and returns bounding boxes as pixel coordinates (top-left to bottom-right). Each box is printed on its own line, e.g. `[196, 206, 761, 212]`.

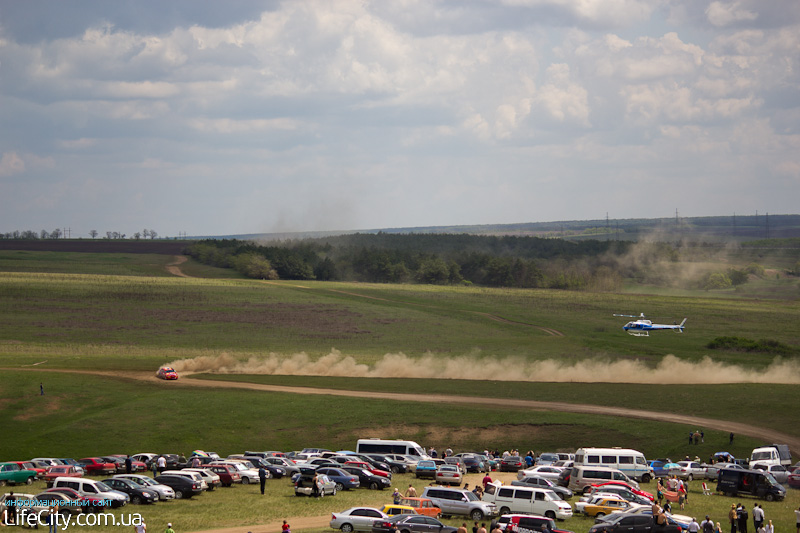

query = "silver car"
[113, 474, 175, 500]
[330, 507, 388, 532]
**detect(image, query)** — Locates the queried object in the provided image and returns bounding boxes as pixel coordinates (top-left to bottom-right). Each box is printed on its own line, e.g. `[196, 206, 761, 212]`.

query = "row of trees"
[185, 234, 629, 290]
[1, 229, 158, 240]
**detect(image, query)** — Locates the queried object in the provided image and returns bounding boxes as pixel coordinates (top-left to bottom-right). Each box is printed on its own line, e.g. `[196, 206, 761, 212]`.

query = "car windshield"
[463, 491, 479, 501]
[96, 482, 112, 492]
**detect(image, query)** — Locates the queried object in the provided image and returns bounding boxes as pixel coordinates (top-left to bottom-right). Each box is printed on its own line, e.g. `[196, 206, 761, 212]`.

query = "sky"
[0, 0, 798, 238]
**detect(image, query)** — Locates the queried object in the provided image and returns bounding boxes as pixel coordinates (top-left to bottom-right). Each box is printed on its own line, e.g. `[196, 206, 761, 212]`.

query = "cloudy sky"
[0, 0, 798, 238]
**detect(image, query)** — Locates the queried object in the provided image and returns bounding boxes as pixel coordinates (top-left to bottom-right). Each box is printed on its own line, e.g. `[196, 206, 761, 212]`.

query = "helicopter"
[613, 313, 687, 337]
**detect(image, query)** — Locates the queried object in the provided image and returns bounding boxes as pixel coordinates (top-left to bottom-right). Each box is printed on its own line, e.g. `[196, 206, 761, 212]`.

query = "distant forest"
[186, 234, 643, 290]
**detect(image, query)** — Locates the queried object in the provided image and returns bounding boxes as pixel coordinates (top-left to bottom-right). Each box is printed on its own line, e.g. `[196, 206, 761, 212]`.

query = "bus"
[356, 439, 429, 459]
[573, 447, 654, 482]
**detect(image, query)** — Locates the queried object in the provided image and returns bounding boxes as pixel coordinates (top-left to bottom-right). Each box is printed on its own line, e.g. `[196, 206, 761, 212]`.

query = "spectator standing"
[125, 455, 132, 474]
[764, 521, 772, 533]
[151, 459, 158, 477]
[393, 488, 402, 504]
[135, 520, 147, 533]
[753, 504, 764, 531]
[729, 505, 738, 533]
[165, 523, 175, 533]
[405, 484, 417, 497]
[282, 520, 290, 533]
[258, 466, 268, 495]
[688, 518, 700, 533]
[156, 456, 166, 474]
[701, 516, 714, 533]
[737, 504, 749, 533]
[456, 524, 468, 533]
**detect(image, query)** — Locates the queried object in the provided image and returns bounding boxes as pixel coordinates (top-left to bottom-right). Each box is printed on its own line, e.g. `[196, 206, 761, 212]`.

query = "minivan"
[574, 448, 654, 483]
[421, 486, 497, 521]
[567, 465, 639, 494]
[51, 477, 129, 508]
[483, 483, 572, 520]
[717, 468, 786, 501]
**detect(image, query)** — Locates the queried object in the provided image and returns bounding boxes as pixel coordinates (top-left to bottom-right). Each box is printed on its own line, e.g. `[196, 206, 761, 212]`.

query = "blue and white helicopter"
[614, 313, 687, 336]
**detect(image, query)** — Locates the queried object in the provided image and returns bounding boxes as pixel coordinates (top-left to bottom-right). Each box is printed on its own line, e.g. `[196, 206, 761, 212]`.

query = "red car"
[44, 465, 83, 487]
[78, 457, 117, 476]
[205, 464, 242, 487]
[788, 471, 800, 489]
[590, 481, 654, 501]
[42, 486, 105, 513]
[156, 366, 179, 380]
[12, 461, 45, 479]
[345, 460, 391, 478]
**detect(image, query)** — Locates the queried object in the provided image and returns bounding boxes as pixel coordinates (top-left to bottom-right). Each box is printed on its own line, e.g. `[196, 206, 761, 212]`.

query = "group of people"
[728, 503, 775, 533]
[656, 476, 690, 510]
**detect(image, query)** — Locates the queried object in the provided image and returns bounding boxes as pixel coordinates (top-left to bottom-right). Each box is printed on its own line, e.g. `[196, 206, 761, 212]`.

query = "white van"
[51, 477, 129, 508]
[483, 482, 573, 520]
[750, 445, 792, 467]
[573, 448, 654, 483]
[567, 465, 639, 494]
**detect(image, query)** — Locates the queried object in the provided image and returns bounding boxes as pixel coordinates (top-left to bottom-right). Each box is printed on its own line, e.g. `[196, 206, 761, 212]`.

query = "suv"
[421, 486, 497, 521]
[496, 514, 574, 533]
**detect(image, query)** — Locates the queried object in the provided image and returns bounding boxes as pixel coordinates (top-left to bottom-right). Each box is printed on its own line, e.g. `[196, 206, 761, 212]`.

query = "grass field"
[1, 249, 799, 532]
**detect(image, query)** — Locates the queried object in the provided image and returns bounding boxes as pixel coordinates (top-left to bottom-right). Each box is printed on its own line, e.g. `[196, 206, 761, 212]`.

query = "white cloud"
[0, 152, 25, 177]
[706, 1, 758, 27]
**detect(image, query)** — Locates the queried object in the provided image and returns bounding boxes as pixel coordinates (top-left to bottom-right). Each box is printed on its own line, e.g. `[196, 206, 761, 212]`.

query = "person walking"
[40, 383, 44, 396]
[393, 488, 402, 505]
[258, 466, 268, 495]
[405, 484, 417, 497]
[135, 521, 147, 533]
[151, 458, 158, 477]
[156, 455, 166, 474]
[125, 455, 132, 475]
[282, 520, 290, 533]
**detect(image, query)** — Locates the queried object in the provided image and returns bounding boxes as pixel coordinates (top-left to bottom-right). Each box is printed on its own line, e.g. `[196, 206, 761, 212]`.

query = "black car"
[500, 456, 525, 472]
[496, 514, 573, 533]
[101, 478, 158, 504]
[241, 456, 287, 479]
[589, 513, 680, 533]
[362, 454, 410, 474]
[154, 474, 203, 499]
[461, 456, 487, 473]
[372, 515, 458, 533]
[513, 476, 572, 500]
[340, 465, 391, 490]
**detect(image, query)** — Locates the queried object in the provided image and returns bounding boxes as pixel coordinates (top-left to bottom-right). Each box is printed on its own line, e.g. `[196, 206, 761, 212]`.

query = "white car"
[113, 474, 175, 500]
[517, 465, 564, 481]
[674, 461, 706, 480]
[211, 460, 260, 484]
[184, 468, 222, 490]
[751, 463, 790, 483]
[435, 465, 463, 486]
[330, 507, 389, 532]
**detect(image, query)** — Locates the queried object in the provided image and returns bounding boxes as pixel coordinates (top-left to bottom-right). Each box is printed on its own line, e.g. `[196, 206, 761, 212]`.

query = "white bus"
[574, 447, 654, 482]
[356, 438, 429, 459]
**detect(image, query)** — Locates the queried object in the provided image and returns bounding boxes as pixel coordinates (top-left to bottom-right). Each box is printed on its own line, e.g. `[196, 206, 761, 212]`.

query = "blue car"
[415, 460, 438, 479]
[316, 467, 361, 490]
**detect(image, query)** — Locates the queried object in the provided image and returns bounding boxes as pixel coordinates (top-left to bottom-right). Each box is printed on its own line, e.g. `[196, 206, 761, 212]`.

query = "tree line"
[185, 234, 634, 290]
[0, 229, 158, 240]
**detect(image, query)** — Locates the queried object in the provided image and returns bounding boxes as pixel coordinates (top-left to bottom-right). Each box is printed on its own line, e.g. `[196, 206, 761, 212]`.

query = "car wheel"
[500, 507, 511, 516]
[25, 477, 34, 485]
[583, 486, 592, 494]
[391, 466, 400, 474]
[641, 474, 651, 483]
[470, 510, 484, 521]
[765, 494, 775, 502]
[595, 513, 604, 518]
[341, 524, 354, 533]
[335, 482, 344, 491]
[242, 477, 250, 485]
[175, 491, 184, 499]
[370, 482, 379, 490]
[132, 496, 142, 505]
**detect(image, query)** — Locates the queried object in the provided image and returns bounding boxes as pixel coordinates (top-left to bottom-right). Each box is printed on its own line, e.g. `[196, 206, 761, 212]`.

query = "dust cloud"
[169, 349, 800, 384]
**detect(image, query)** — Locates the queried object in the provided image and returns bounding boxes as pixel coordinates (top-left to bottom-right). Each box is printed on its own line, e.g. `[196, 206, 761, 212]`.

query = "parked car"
[751, 463, 790, 483]
[673, 461, 707, 480]
[400, 497, 442, 518]
[204, 464, 242, 487]
[589, 482, 653, 502]
[265, 456, 301, 476]
[581, 485, 651, 506]
[581, 496, 643, 518]
[41, 487, 106, 513]
[101, 477, 159, 504]
[496, 513, 574, 533]
[78, 457, 116, 476]
[435, 465, 463, 486]
[345, 460, 391, 479]
[161, 469, 208, 491]
[44, 465, 83, 487]
[330, 506, 388, 532]
[513, 476, 572, 500]
[588, 513, 681, 533]
[210, 460, 259, 484]
[156, 366, 179, 380]
[340, 465, 391, 490]
[0, 462, 37, 486]
[787, 471, 800, 489]
[415, 460, 438, 479]
[51, 477, 129, 508]
[154, 474, 203, 499]
[371, 514, 458, 533]
[460, 456, 487, 473]
[421, 486, 497, 521]
[108, 455, 147, 472]
[444, 458, 467, 474]
[500, 456, 526, 472]
[294, 473, 337, 497]
[362, 454, 410, 474]
[113, 474, 175, 500]
[183, 468, 222, 490]
[236, 456, 287, 478]
[380, 505, 418, 517]
[517, 466, 563, 482]
[12, 461, 45, 479]
[704, 462, 745, 481]
[316, 467, 361, 491]
[536, 454, 560, 466]
[33, 489, 87, 515]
